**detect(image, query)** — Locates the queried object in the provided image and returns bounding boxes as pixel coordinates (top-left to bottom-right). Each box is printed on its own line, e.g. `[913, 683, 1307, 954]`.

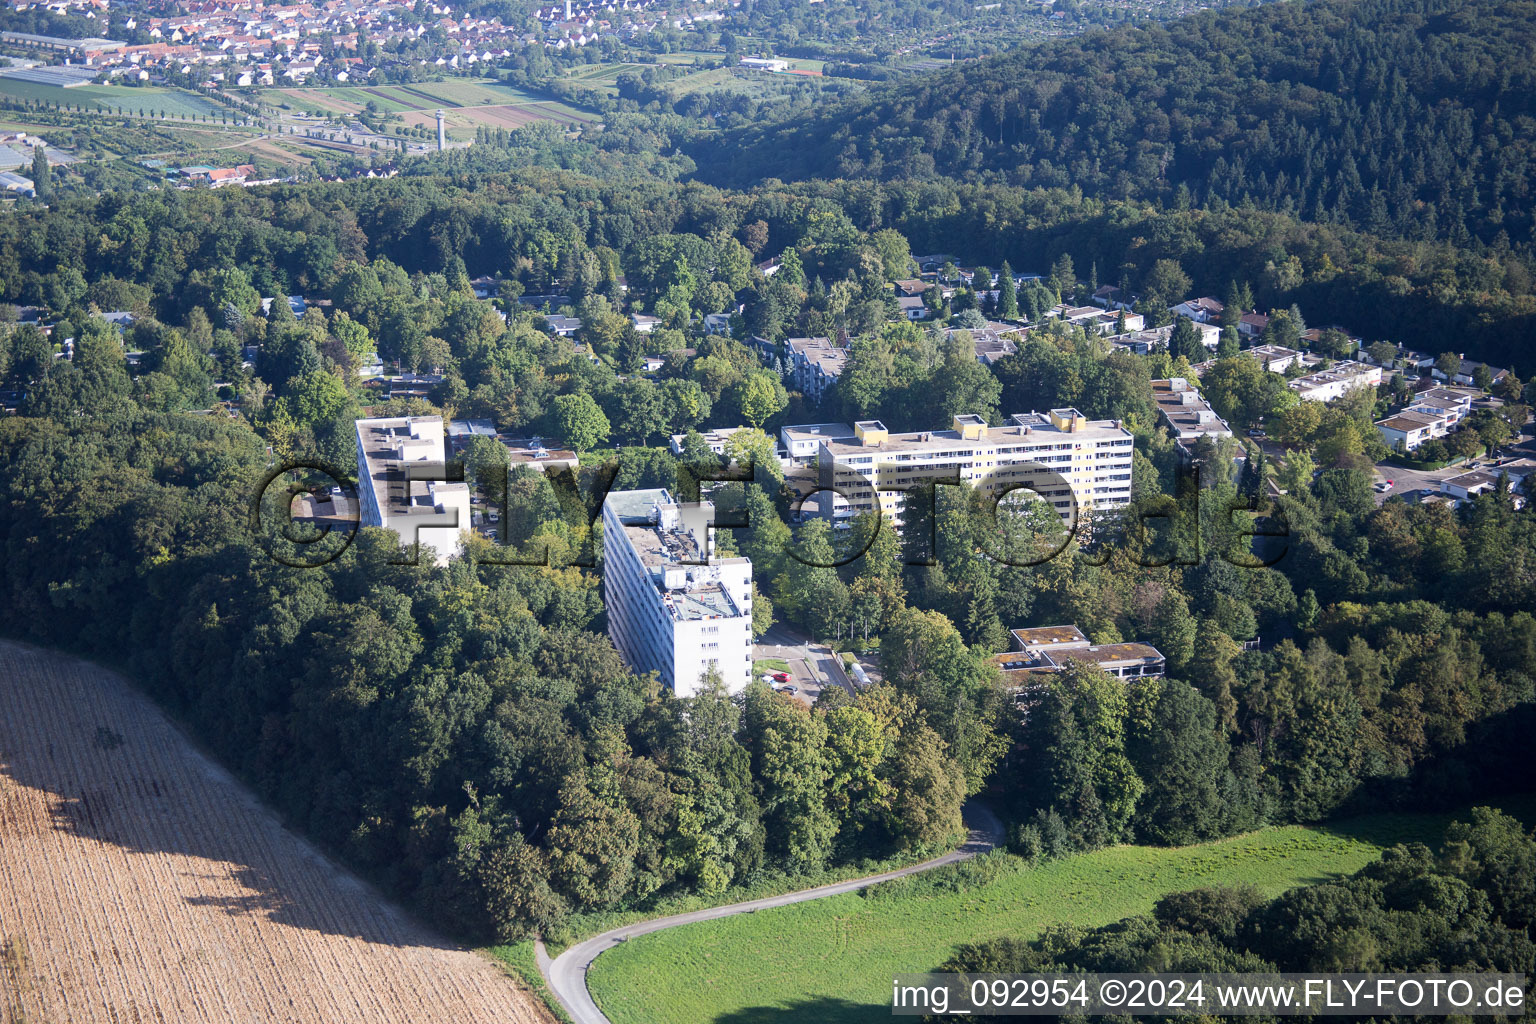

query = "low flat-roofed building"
[602, 488, 754, 697]
[1376, 410, 1450, 452]
[1288, 360, 1382, 402]
[1441, 460, 1536, 506]
[355, 416, 470, 565]
[991, 623, 1165, 688]
[502, 437, 578, 472]
[1245, 344, 1307, 373]
[669, 425, 751, 457]
[780, 421, 855, 463]
[1152, 378, 1233, 449]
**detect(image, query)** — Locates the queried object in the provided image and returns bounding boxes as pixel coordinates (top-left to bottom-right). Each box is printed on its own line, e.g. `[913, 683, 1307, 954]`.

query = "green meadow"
[587, 805, 1528, 1024]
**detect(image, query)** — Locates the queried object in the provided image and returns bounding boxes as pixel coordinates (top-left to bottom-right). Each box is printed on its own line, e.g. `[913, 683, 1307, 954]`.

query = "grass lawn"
[487, 944, 573, 1024]
[587, 804, 1530, 1024]
[754, 658, 791, 674]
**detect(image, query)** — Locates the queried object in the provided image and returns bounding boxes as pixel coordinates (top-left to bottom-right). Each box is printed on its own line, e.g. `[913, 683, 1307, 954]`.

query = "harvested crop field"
[0, 640, 552, 1024]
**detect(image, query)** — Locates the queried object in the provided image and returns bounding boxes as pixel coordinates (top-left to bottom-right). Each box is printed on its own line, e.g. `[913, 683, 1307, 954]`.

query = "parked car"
[772, 672, 789, 682]
[779, 685, 798, 695]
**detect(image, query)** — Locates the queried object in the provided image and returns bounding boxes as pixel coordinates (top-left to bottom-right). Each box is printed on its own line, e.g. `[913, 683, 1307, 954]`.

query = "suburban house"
[668, 425, 751, 457]
[1092, 284, 1135, 310]
[1435, 355, 1509, 387]
[1171, 297, 1224, 324]
[542, 314, 582, 337]
[1238, 312, 1270, 338]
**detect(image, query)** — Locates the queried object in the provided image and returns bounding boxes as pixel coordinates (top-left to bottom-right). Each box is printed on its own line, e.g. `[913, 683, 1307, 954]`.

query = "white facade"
[603, 489, 754, 697]
[780, 422, 855, 463]
[355, 417, 470, 565]
[1375, 411, 1450, 452]
[668, 425, 749, 456]
[806, 411, 1134, 528]
[1288, 360, 1382, 402]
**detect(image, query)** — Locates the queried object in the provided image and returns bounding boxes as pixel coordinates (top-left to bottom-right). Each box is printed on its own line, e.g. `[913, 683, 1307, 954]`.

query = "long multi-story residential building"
[355, 416, 471, 565]
[802, 410, 1134, 528]
[602, 489, 754, 698]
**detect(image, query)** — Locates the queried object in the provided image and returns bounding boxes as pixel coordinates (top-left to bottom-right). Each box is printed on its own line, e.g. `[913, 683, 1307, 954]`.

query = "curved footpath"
[535, 802, 1004, 1024]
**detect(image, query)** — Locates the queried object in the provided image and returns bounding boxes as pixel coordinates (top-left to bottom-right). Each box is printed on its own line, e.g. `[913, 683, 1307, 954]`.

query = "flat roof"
[1012, 625, 1089, 648]
[819, 413, 1132, 458]
[1445, 470, 1499, 489]
[607, 488, 672, 523]
[1377, 412, 1442, 431]
[783, 422, 855, 439]
[1051, 642, 1165, 668]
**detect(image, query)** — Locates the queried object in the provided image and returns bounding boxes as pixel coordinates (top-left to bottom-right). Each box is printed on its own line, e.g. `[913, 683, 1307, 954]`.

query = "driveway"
[754, 623, 854, 706]
[536, 802, 1003, 1024]
[1372, 460, 1476, 505]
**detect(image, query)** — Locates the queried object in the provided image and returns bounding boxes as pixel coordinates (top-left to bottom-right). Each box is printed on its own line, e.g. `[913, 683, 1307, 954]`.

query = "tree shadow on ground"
[711, 996, 883, 1024]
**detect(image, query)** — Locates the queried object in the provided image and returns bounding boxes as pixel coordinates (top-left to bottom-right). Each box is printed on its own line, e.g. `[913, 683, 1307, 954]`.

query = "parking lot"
[753, 624, 854, 706]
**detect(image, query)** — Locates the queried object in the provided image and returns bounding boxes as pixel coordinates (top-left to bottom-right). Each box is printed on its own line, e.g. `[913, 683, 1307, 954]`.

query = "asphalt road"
[754, 622, 855, 706]
[536, 802, 1004, 1024]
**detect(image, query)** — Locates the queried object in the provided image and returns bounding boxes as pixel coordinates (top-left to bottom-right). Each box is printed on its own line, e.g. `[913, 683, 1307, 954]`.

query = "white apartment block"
[1287, 360, 1383, 402]
[1408, 386, 1479, 427]
[602, 489, 754, 698]
[786, 336, 848, 402]
[803, 411, 1135, 528]
[355, 416, 471, 565]
[1376, 411, 1453, 451]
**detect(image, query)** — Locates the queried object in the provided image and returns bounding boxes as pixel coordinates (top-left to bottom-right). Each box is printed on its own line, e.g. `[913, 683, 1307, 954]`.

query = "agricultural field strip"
[0, 641, 552, 1024]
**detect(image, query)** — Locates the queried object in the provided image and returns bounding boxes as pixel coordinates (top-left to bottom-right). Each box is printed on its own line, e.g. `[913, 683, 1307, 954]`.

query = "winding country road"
[535, 802, 1004, 1024]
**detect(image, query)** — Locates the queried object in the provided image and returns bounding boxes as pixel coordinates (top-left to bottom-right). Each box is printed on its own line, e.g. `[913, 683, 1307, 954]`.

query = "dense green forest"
[2, 161, 1535, 941]
[693, 0, 1536, 253]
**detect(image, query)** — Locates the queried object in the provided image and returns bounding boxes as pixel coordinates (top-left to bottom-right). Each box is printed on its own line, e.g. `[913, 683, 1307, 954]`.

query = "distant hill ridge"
[691, 0, 1536, 249]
